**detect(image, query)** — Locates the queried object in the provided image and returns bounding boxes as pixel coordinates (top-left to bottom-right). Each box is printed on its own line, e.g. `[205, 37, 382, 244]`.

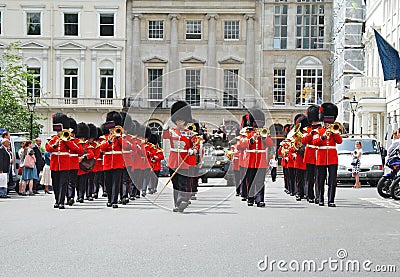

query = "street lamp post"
[349, 96, 358, 135]
[27, 97, 36, 140]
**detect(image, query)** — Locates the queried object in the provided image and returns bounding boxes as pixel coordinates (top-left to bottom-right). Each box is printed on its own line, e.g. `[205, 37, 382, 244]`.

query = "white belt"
[233, 157, 239, 160]
[51, 152, 69, 156]
[69, 154, 79, 157]
[306, 145, 318, 149]
[104, 151, 123, 155]
[318, 146, 336, 150]
[170, 148, 188, 153]
[245, 150, 267, 153]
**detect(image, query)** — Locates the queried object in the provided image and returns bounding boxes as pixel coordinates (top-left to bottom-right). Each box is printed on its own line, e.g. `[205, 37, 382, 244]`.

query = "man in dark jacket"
[33, 138, 45, 194]
[0, 139, 11, 198]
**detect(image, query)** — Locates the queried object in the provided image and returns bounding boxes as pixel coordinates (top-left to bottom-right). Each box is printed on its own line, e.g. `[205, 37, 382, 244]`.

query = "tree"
[0, 42, 43, 137]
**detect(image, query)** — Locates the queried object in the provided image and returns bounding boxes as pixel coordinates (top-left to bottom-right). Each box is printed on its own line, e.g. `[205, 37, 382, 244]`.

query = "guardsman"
[46, 113, 82, 209]
[292, 115, 308, 201]
[312, 103, 343, 207]
[131, 123, 145, 199]
[93, 126, 106, 198]
[186, 120, 201, 200]
[238, 109, 274, 207]
[162, 101, 195, 212]
[286, 131, 296, 197]
[278, 139, 290, 194]
[230, 141, 241, 196]
[100, 111, 124, 208]
[148, 134, 164, 194]
[76, 123, 95, 203]
[238, 114, 251, 201]
[86, 124, 98, 200]
[301, 105, 321, 204]
[141, 127, 153, 197]
[120, 112, 133, 205]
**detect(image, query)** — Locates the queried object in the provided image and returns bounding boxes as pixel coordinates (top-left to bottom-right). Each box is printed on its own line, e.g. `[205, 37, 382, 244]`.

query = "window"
[64, 13, 78, 36]
[27, 68, 41, 98]
[148, 69, 163, 100]
[296, 68, 323, 106]
[64, 69, 78, 99]
[224, 21, 240, 40]
[296, 4, 325, 49]
[185, 69, 200, 106]
[100, 69, 114, 98]
[273, 69, 286, 105]
[99, 14, 114, 36]
[223, 69, 239, 107]
[26, 12, 41, 35]
[186, 20, 202, 39]
[148, 20, 164, 39]
[274, 5, 288, 49]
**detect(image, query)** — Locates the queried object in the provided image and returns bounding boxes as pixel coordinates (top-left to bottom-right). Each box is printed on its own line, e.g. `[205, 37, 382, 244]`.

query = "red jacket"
[237, 136, 250, 168]
[278, 146, 288, 168]
[231, 145, 240, 171]
[162, 128, 194, 170]
[92, 141, 103, 173]
[151, 147, 164, 171]
[46, 136, 83, 171]
[312, 127, 343, 166]
[100, 135, 124, 170]
[122, 135, 134, 168]
[237, 132, 273, 169]
[69, 137, 85, 170]
[77, 141, 95, 176]
[302, 125, 319, 165]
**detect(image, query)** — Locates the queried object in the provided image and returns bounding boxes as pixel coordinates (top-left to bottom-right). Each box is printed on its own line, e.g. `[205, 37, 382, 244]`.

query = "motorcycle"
[377, 149, 400, 198]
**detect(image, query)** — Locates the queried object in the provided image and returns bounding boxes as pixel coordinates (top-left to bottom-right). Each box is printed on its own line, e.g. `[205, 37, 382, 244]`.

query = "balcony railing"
[348, 77, 380, 97]
[36, 98, 124, 108]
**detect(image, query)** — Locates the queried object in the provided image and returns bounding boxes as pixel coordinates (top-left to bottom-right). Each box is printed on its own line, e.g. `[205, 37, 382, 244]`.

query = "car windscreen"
[337, 139, 380, 154]
[13, 141, 23, 160]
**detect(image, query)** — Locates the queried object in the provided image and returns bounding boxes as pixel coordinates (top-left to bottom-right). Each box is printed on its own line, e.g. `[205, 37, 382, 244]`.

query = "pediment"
[180, 56, 206, 64]
[55, 41, 86, 50]
[218, 56, 244, 64]
[19, 41, 49, 49]
[143, 56, 168, 63]
[90, 42, 122, 51]
[297, 56, 322, 66]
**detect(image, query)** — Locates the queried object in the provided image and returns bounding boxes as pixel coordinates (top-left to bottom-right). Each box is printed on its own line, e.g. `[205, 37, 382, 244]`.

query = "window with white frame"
[295, 68, 323, 106]
[100, 69, 114, 98]
[64, 13, 78, 36]
[148, 69, 163, 100]
[185, 69, 200, 106]
[148, 20, 164, 39]
[273, 69, 286, 105]
[148, 122, 163, 146]
[186, 20, 202, 40]
[99, 14, 114, 36]
[224, 21, 240, 40]
[296, 3, 325, 49]
[64, 68, 78, 99]
[26, 12, 41, 35]
[274, 5, 288, 49]
[223, 69, 239, 107]
[27, 67, 41, 98]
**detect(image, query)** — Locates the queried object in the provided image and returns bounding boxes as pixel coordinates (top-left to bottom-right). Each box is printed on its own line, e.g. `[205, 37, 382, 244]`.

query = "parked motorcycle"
[377, 149, 400, 198]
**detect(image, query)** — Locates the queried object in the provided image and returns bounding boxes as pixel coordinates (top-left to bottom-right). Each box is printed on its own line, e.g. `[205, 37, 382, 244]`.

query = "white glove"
[163, 123, 169, 131]
[188, 149, 194, 155]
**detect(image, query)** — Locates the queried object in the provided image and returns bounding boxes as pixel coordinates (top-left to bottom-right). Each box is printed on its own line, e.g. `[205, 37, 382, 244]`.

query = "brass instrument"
[326, 122, 342, 134]
[287, 123, 303, 151]
[256, 127, 270, 138]
[225, 150, 234, 160]
[186, 123, 197, 132]
[112, 126, 124, 137]
[59, 129, 71, 141]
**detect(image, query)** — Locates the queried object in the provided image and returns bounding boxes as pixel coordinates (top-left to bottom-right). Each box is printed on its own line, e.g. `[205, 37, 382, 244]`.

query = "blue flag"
[374, 29, 400, 81]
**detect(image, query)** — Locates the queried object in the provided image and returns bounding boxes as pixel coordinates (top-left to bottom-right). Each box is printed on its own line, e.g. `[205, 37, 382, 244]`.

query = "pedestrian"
[33, 138, 45, 194]
[18, 141, 27, 195]
[352, 141, 363, 189]
[40, 147, 52, 194]
[21, 141, 38, 196]
[269, 154, 278, 182]
[2, 131, 14, 190]
[0, 139, 11, 198]
[387, 129, 400, 156]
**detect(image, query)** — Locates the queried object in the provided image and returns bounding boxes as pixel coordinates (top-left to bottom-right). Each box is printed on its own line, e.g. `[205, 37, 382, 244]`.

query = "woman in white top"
[352, 141, 363, 188]
[269, 155, 278, 182]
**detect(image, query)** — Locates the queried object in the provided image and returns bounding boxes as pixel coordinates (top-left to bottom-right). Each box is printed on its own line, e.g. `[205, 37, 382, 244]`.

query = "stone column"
[361, 112, 368, 136]
[168, 14, 181, 97]
[125, 0, 133, 98]
[245, 14, 256, 87]
[206, 13, 219, 101]
[55, 51, 61, 97]
[132, 14, 143, 97]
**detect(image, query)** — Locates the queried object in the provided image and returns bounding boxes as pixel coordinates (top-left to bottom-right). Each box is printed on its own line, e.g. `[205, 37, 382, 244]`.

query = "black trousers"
[288, 167, 296, 195]
[306, 163, 317, 200]
[271, 167, 277, 182]
[104, 169, 123, 204]
[283, 167, 289, 191]
[67, 169, 78, 200]
[316, 164, 338, 204]
[120, 167, 131, 199]
[141, 168, 151, 192]
[240, 166, 248, 198]
[246, 168, 267, 204]
[51, 170, 69, 205]
[295, 169, 305, 198]
[169, 168, 191, 207]
[132, 169, 144, 196]
[77, 174, 88, 200]
[150, 170, 160, 192]
[189, 166, 198, 194]
[86, 172, 95, 198]
[94, 171, 104, 194]
[234, 170, 241, 195]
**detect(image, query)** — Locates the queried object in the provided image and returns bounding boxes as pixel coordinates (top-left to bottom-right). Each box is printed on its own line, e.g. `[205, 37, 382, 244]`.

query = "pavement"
[1, 177, 400, 276]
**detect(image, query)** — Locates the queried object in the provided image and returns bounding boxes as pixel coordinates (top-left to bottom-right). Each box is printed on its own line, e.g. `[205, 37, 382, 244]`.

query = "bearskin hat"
[96, 127, 103, 139]
[306, 105, 320, 123]
[171, 101, 192, 124]
[76, 122, 90, 139]
[148, 133, 159, 145]
[69, 117, 77, 134]
[319, 102, 338, 122]
[53, 113, 70, 129]
[106, 111, 123, 126]
[295, 115, 309, 129]
[240, 113, 251, 128]
[248, 109, 265, 128]
[293, 114, 304, 125]
[100, 123, 110, 136]
[145, 127, 152, 139]
[88, 124, 98, 139]
[120, 112, 132, 126]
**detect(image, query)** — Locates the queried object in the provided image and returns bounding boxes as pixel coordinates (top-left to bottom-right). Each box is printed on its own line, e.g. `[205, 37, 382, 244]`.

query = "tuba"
[287, 123, 303, 151]
[60, 129, 71, 141]
[327, 122, 342, 134]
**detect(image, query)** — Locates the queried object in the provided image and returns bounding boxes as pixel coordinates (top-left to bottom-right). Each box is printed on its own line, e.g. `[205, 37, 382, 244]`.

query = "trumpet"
[326, 122, 342, 134]
[59, 129, 71, 141]
[111, 126, 124, 137]
[225, 150, 234, 160]
[256, 127, 270, 138]
[186, 123, 197, 132]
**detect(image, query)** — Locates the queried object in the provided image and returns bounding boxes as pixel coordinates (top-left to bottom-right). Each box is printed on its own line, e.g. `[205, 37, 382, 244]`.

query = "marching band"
[45, 100, 343, 211]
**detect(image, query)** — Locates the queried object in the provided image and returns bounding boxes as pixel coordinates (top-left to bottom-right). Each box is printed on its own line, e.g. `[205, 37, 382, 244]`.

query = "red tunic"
[69, 138, 85, 170]
[231, 145, 240, 171]
[92, 140, 103, 173]
[162, 128, 193, 170]
[152, 147, 164, 171]
[122, 135, 134, 168]
[46, 136, 83, 171]
[278, 146, 288, 168]
[100, 135, 124, 170]
[302, 126, 319, 165]
[312, 127, 343, 166]
[237, 132, 274, 169]
[77, 141, 95, 176]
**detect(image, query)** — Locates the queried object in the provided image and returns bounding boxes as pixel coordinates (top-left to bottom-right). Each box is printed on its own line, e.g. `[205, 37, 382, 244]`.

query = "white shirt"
[269, 159, 278, 168]
[388, 138, 400, 155]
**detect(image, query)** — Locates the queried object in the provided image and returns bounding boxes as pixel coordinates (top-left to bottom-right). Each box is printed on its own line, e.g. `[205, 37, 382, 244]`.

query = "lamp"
[27, 97, 36, 140]
[349, 96, 358, 134]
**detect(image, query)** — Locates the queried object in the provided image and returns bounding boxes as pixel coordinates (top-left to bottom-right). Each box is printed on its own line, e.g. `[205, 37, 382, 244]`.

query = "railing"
[36, 98, 124, 108]
[349, 77, 380, 90]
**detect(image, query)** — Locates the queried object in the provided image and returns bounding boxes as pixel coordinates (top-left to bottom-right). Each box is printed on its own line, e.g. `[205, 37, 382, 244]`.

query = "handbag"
[23, 154, 35, 169]
[351, 158, 358, 166]
[0, 172, 7, 188]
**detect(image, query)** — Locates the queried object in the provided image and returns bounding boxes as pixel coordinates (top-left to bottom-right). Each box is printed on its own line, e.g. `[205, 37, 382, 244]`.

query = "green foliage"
[0, 42, 43, 137]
